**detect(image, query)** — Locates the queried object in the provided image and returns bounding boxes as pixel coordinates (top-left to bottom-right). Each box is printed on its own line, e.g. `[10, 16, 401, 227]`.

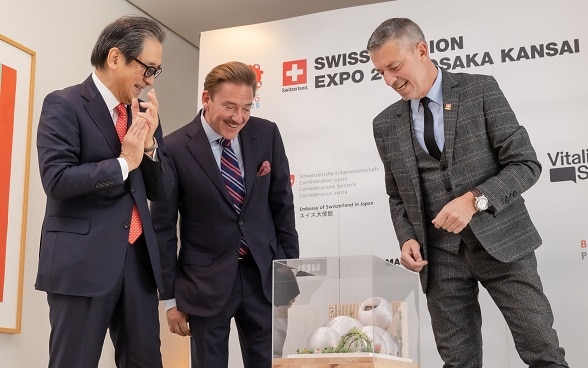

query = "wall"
[0, 0, 197, 366]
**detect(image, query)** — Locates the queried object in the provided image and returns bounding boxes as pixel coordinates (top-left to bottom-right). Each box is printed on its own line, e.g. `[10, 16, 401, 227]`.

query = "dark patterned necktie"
[115, 103, 143, 244]
[420, 97, 442, 160]
[219, 138, 249, 256]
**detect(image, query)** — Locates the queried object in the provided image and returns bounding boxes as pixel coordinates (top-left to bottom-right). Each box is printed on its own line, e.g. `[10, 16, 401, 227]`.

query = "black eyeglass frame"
[134, 58, 163, 78]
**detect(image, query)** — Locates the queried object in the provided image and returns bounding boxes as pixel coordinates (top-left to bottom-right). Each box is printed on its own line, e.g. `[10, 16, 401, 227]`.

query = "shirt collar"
[411, 67, 443, 111]
[91, 72, 121, 115]
[200, 111, 223, 145]
[428, 67, 443, 105]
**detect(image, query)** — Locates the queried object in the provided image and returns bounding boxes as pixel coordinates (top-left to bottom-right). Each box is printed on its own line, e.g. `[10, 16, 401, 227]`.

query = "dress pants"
[425, 236, 568, 368]
[47, 236, 162, 368]
[189, 256, 272, 368]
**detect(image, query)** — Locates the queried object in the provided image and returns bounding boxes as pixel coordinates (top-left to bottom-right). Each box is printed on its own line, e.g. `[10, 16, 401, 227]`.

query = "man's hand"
[431, 192, 477, 234]
[166, 307, 192, 337]
[119, 107, 148, 171]
[133, 89, 159, 150]
[400, 239, 428, 272]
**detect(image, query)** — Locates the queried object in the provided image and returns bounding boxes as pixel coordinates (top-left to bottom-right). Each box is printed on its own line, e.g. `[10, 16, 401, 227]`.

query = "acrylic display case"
[272, 255, 421, 368]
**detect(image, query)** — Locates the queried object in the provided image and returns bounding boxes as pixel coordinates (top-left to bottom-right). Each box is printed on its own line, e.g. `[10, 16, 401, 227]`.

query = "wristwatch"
[471, 188, 489, 212]
[144, 137, 158, 153]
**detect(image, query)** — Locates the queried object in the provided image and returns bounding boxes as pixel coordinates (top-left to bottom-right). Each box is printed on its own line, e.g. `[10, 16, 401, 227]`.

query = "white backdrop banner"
[198, 0, 587, 366]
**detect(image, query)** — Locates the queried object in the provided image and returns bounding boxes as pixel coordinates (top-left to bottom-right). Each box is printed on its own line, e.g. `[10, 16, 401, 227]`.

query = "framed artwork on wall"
[0, 33, 35, 334]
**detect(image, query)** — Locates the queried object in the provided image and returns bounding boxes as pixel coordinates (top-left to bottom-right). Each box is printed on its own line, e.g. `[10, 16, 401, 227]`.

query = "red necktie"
[115, 104, 143, 244]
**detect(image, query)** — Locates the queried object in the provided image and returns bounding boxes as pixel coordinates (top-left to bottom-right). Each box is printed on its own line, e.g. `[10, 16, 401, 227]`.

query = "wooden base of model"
[273, 353, 419, 368]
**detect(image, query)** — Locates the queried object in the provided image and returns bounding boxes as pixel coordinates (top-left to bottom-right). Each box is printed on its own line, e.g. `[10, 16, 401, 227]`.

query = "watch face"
[476, 196, 489, 211]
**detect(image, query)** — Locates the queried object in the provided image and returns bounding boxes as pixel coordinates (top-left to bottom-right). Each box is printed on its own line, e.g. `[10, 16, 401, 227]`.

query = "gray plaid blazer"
[373, 70, 543, 292]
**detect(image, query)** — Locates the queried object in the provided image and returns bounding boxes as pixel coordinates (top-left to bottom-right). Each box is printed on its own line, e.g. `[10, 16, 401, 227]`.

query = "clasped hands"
[119, 89, 159, 170]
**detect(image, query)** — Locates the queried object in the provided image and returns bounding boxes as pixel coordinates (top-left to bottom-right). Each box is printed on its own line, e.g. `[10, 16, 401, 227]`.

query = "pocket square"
[257, 161, 271, 177]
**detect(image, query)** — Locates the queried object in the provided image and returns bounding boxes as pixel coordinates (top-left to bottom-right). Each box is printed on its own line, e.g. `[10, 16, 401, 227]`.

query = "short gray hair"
[367, 18, 425, 51]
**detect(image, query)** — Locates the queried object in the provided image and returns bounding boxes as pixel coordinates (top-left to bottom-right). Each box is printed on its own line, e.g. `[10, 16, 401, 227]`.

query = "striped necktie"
[219, 138, 249, 256]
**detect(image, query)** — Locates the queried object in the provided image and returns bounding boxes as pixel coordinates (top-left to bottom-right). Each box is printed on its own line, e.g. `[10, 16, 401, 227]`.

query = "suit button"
[123, 221, 130, 229]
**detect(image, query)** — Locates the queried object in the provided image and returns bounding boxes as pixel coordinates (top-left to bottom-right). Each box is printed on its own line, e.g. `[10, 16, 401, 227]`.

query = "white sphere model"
[357, 297, 393, 330]
[360, 325, 399, 356]
[323, 315, 364, 336]
[306, 326, 341, 352]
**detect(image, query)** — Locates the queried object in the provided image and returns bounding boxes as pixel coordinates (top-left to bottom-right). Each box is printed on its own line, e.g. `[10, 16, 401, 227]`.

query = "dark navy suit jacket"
[35, 75, 174, 297]
[151, 111, 299, 317]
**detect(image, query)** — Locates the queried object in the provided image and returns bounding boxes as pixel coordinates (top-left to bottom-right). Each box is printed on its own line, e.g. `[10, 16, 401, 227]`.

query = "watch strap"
[471, 187, 483, 198]
[144, 137, 158, 153]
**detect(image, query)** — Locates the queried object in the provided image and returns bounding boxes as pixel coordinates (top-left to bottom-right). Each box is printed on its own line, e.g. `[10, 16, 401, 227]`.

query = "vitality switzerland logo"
[547, 149, 588, 183]
[282, 59, 307, 86]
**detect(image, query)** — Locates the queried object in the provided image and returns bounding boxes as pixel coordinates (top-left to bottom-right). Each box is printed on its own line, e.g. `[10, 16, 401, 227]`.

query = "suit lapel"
[238, 123, 259, 210]
[81, 76, 120, 154]
[185, 114, 234, 206]
[395, 102, 422, 195]
[441, 70, 460, 169]
[391, 101, 427, 234]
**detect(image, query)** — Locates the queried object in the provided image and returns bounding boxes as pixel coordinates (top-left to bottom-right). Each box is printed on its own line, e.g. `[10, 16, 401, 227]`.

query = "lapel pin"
[445, 103, 452, 111]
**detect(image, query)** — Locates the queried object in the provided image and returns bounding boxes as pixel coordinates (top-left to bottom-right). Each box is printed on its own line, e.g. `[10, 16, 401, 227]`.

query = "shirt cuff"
[164, 298, 177, 311]
[117, 157, 129, 180]
[144, 148, 158, 161]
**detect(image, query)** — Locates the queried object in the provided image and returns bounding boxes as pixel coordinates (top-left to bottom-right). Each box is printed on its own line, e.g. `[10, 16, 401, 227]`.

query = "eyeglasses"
[133, 58, 163, 78]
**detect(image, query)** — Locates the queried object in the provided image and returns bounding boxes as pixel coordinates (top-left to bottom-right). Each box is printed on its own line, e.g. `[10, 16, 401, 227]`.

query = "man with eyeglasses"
[151, 61, 299, 368]
[35, 15, 174, 368]
[133, 57, 163, 78]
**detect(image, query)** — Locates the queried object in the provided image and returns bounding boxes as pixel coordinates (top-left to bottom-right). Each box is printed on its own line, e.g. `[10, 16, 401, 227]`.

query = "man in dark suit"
[36, 15, 174, 368]
[367, 18, 569, 367]
[151, 61, 299, 368]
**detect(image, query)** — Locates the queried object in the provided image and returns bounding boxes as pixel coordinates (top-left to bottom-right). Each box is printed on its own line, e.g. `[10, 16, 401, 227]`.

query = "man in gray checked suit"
[367, 18, 569, 367]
